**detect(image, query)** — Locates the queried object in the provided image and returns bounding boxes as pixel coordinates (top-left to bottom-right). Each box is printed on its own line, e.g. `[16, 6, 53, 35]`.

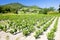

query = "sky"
[0, 0, 60, 9]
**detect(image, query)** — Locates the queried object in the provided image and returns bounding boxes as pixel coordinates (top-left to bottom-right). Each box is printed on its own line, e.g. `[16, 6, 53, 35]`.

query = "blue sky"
[0, 0, 60, 9]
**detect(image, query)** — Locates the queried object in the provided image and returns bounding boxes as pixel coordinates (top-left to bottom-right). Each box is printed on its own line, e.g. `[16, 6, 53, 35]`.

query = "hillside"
[0, 3, 25, 13]
[0, 3, 57, 14]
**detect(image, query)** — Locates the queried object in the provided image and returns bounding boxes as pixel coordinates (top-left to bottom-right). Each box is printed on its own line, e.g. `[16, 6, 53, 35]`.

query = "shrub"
[34, 29, 43, 38]
[0, 25, 3, 30]
[47, 31, 55, 40]
[22, 29, 30, 36]
[10, 30, 14, 34]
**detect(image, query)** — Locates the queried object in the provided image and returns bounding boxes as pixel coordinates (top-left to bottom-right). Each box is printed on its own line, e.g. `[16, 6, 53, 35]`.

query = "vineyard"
[0, 14, 60, 40]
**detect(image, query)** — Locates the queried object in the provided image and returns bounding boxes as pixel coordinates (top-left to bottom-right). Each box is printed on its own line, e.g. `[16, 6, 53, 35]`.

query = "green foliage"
[14, 28, 17, 32]
[22, 29, 30, 36]
[47, 31, 55, 40]
[0, 3, 24, 13]
[0, 3, 57, 14]
[48, 7, 55, 11]
[0, 6, 3, 13]
[3, 26, 7, 32]
[42, 17, 54, 31]
[34, 29, 43, 38]
[10, 30, 14, 34]
[47, 18, 58, 40]
[34, 17, 55, 38]
[0, 25, 3, 30]
[0, 14, 56, 37]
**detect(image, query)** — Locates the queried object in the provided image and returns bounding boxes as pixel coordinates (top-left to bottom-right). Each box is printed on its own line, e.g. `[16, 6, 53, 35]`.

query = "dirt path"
[37, 17, 57, 40]
[0, 31, 7, 40]
[55, 17, 60, 40]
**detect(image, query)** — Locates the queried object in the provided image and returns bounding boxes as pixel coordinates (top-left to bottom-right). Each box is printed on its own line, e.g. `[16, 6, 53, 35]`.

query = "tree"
[42, 8, 49, 14]
[49, 7, 55, 11]
[0, 6, 3, 13]
[59, 5, 60, 13]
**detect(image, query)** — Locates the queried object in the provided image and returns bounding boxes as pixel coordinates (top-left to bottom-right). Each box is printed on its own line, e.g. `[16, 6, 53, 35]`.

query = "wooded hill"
[0, 3, 58, 14]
